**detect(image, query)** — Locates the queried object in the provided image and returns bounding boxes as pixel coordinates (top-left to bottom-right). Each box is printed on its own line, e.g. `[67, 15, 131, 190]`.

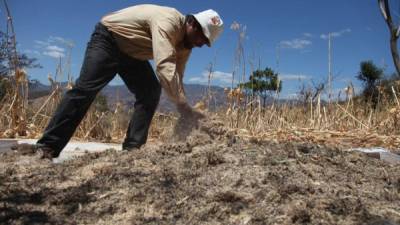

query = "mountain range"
[28, 81, 228, 112]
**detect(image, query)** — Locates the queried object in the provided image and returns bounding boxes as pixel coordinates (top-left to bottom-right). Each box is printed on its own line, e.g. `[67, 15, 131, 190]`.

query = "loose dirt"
[1, 117, 399, 225]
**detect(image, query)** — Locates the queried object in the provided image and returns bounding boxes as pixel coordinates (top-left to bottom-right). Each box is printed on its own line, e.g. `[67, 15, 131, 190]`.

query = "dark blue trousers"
[37, 23, 161, 156]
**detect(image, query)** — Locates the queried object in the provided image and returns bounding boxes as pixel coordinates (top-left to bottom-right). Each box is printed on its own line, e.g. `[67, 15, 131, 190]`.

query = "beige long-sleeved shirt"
[101, 4, 191, 104]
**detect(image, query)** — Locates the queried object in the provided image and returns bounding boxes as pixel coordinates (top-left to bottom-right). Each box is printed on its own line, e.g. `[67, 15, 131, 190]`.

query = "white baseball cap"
[193, 9, 223, 47]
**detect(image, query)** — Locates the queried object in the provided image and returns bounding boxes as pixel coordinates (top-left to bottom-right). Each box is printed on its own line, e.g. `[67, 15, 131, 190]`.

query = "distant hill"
[28, 80, 53, 99]
[28, 81, 228, 112]
[102, 83, 227, 112]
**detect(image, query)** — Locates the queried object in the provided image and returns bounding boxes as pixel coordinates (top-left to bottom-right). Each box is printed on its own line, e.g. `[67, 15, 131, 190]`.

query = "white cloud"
[49, 36, 75, 47]
[34, 40, 49, 47]
[46, 45, 65, 52]
[49, 36, 66, 43]
[280, 38, 312, 49]
[279, 33, 314, 51]
[320, 28, 351, 39]
[279, 73, 311, 81]
[23, 49, 41, 56]
[188, 71, 233, 86]
[43, 51, 65, 58]
[34, 36, 71, 59]
[42, 45, 65, 58]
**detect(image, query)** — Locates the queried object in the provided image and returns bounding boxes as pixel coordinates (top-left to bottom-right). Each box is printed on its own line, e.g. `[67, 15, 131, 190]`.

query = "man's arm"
[151, 20, 187, 105]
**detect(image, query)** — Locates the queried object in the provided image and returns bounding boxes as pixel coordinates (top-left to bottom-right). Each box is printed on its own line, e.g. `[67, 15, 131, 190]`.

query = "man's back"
[101, 4, 186, 61]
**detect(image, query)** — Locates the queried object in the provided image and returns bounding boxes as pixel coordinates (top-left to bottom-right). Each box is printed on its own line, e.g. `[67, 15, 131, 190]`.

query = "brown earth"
[0, 117, 400, 225]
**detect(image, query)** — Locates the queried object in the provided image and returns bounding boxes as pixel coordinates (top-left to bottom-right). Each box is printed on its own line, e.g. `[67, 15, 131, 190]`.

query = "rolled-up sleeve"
[151, 20, 187, 104]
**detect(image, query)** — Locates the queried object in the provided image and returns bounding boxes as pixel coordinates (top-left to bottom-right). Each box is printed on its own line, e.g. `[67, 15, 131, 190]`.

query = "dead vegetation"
[0, 118, 399, 224]
[0, 7, 399, 150]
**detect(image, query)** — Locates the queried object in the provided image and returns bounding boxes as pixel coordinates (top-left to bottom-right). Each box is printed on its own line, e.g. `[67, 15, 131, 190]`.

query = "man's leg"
[118, 56, 161, 149]
[37, 23, 119, 157]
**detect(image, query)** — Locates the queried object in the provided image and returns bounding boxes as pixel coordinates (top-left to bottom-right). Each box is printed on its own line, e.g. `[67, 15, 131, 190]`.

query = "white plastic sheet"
[1, 139, 121, 163]
[351, 147, 400, 165]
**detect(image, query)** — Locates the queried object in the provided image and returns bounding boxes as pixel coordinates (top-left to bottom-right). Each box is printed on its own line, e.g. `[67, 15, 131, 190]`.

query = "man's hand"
[177, 102, 192, 115]
[173, 102, 205, 141]
[177, 102, 205, 119]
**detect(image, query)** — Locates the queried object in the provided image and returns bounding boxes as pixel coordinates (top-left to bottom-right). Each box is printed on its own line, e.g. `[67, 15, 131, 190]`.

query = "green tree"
[375, 72, 400, 105]
[240, 67, 282, 107]
[94, 93, 109, 112]
[0, 31, 41, 100]
[357, 60, 384, 105]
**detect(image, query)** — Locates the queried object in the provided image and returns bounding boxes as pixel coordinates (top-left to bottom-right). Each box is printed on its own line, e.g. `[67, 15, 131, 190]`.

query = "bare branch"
[378, 0, 400, 76]
[378, 0, 388, 21]
[379, 0, 395, 30]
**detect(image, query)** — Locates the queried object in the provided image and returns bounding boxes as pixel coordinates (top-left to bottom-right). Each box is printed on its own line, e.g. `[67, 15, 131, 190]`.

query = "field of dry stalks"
[1, 114, 400, 225]
[1, 80, 400, 151]
[1, 64, 400, 225]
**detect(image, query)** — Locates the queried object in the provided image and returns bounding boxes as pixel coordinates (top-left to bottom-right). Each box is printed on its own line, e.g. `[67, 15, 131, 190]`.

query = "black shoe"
[122, 146, 140, 152]
[11, 143, 56, 159]
[35, 145, 57, 159]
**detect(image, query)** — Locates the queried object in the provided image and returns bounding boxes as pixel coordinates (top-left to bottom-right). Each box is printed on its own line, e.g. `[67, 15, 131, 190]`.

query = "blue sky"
[1, 0, 397, 98]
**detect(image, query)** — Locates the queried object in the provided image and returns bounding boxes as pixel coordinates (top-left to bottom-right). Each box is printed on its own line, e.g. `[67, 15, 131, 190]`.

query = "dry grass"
[0, 16, 399, 150]
[1, 80, 400, 152]
[218, 87, 400, 151]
